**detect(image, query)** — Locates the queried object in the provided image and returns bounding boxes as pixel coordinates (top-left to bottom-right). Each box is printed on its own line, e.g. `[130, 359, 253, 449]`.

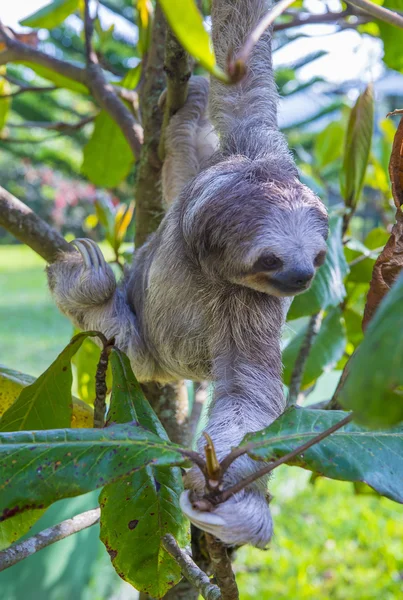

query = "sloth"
[47, 0, 328, 547]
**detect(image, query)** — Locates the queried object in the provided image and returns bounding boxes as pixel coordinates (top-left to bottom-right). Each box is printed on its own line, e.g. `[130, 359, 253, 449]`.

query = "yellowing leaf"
[158, 0, 228, 81]
[0, 74, 11, 134]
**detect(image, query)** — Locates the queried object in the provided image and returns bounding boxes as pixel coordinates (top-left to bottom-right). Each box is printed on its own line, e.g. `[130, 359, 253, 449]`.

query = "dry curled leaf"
[363, 117, 403, 329]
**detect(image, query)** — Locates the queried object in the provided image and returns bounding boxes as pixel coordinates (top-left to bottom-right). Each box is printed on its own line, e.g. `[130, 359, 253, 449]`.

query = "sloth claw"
[71, 238, 106, 271]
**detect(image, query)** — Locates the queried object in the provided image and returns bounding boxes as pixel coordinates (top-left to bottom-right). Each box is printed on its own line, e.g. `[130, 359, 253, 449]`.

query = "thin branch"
[7, 115, 95, 133]
[287, 310, 324, 406]
[232, 0, 403, 72]
[93, 339, 114, 428]
[82, 1, 143, 159]
[205, 534, 239, 600]
[0, 186, 72, 262]
[214, 414, 353, 504]
[347, 0, 403, 27]
[161, 534, 221, 600]
[0, 508, 100, 572]
[273, 10, 350, 31]
[0, 84, 57, 98]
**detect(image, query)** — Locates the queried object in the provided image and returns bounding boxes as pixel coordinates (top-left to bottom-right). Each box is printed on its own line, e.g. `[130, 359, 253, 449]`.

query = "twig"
[0, 84, 57, 98]
[158, 24, 192, 160]
[205, 534, 239, 600]
[83, 0, 143, 160]
[0, 508, 100, 572]
[273, 9, 351, 31]
[346, 0, 403, 28]
[214, 414, 353, 504]
[0, 186, 72, 262]
[161, 534, 221, 600]
[231, 0, 403, 73]
[93, 338, 114, 428]
[287, 311, 324, 406]
[7, 115, 95, 133]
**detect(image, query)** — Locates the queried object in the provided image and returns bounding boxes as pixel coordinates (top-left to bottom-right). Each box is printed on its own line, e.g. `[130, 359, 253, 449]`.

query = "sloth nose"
[276, 267, 314, 289]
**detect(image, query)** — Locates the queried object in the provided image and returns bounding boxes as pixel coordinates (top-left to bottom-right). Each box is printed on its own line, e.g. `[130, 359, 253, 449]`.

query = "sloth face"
[233, 203, 329, 297]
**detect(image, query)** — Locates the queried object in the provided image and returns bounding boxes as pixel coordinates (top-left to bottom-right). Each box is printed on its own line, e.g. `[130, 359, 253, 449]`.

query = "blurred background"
[1, 0, 403, 598]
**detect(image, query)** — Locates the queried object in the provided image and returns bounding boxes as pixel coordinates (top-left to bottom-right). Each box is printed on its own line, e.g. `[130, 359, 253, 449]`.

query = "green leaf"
[100, 350, 189, 598]
[243, 407, 403, 503]
[283, 308, 346, 389]
[158, 0, 228, 82]
[340, 85, 374, 208]
[20, 63, 88, 95]
[0, 76, 11, 134]
[0, 510, 45, 551]
[0, 332, 92, 432]
[339, 273, 403, 427]
[0, 423, 186, 522]
[314, 121, 344, 169]
[287, 216, 349, 320]
[20, 0, 79, 29]
[121, 64, 142, 90]
[82, 111, 134, 187]
[378, 0, 403, 72]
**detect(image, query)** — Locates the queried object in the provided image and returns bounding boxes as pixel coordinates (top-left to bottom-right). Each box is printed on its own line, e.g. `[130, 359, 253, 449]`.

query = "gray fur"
[47, 0, 328, 548]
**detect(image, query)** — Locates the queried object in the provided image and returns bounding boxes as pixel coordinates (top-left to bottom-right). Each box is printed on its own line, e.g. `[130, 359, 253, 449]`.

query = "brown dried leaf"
[363, 117, 403, 329]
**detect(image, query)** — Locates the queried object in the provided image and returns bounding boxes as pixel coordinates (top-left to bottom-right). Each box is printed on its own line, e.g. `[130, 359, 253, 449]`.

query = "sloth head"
[181, 158, 328, 297]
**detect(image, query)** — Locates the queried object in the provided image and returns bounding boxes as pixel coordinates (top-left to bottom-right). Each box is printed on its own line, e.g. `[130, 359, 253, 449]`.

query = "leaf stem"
[213, 413, 353, 504]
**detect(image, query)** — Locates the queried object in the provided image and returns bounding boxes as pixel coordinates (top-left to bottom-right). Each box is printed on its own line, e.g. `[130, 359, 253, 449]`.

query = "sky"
[2, 0, 386, 86]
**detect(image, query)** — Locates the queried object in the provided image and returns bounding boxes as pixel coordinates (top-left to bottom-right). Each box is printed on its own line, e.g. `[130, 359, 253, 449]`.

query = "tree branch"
[162, 535, 221, 600]
[0, 508, 100, 572]
[0, 20, 142, 158]
[158, 26, 192, 160]
[273, 10, 369, 31]
[287, 310, 324, 406]
[205, 534, 239, 600]
[0, 84, 57, 98]
[0, 186, 72, 262]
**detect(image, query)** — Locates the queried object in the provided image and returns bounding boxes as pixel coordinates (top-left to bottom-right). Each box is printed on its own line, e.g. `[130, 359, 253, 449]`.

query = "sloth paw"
[180, 488, 273, 548]
[47, 238, 116, 312]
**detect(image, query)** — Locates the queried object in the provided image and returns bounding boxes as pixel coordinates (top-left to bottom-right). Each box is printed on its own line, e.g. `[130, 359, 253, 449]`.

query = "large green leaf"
[20, 0, 79, 29]
[283, 308, 346, 389]
[339, 273, 403, 427]
[158, 0, 228, 81]
[378, 0, 403, 72]
[340, 85, 374, 209]
[242, 407, 403, 503]
[99, 350, 188, 598]
[314, 121, 344, 169]
[0, 333, 92, 432]
[0, 424, 186, 522]
[82, 111, 134, 187]
[287, 216, 349, 320]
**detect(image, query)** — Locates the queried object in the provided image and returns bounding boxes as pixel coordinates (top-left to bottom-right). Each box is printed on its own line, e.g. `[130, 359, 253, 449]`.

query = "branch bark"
[162, 535, 221, 600]
[205, 534, 239, 600]
[0, 509, 100, 572]
[0, 186, 71, 262]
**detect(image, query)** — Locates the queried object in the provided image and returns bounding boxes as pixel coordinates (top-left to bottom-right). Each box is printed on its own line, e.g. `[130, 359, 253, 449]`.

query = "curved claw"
[71, 238, 106, 271]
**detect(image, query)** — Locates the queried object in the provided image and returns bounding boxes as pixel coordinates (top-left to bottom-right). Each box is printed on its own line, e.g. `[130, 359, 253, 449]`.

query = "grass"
[1, 244, 403, 599]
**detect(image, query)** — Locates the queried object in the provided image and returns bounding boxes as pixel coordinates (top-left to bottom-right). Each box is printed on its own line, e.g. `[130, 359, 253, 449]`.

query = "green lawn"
[1, 244, 403, 600]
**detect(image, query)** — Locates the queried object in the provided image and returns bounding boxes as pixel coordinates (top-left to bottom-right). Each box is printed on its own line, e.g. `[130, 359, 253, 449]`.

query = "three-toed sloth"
[47, 0, 328, 547]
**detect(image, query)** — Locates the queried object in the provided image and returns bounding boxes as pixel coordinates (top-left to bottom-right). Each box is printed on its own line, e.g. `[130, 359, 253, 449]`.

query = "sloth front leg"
[47, 239, 141, 357]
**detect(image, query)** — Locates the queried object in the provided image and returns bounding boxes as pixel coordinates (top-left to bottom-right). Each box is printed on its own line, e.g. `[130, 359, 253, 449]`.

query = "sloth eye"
[314, 250, 327, 267]
[254, 253, 283, 272]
